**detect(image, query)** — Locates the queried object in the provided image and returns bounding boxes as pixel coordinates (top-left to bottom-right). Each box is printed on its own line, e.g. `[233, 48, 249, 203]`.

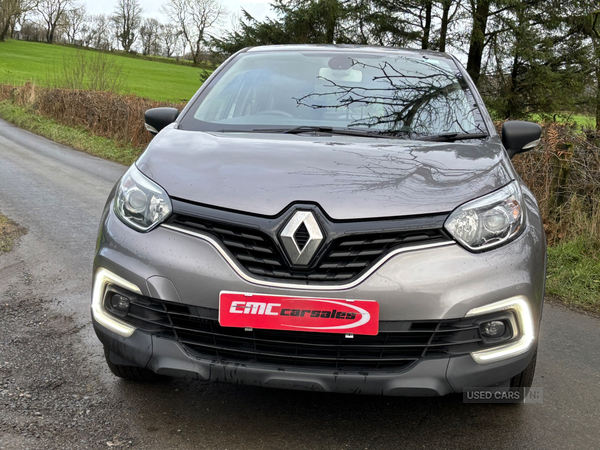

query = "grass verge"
[0, 101, 141, 165]
[546, 234, 600, 315]
[0, 213, 26, 253]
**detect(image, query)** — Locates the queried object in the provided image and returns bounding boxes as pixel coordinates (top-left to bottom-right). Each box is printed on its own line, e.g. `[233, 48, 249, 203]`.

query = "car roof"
[244, 44, 451, 59]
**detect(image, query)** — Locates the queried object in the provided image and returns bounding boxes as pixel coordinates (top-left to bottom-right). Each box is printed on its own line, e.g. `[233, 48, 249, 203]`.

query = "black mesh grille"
[169, 214, 448, 283]
[111, 295, 486, 372]
[294, 222, 310, 250]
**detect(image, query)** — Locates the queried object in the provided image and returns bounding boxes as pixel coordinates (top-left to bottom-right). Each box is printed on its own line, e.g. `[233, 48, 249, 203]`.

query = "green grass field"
[0, 40, 204, 102]
[529, 113, 596, 129]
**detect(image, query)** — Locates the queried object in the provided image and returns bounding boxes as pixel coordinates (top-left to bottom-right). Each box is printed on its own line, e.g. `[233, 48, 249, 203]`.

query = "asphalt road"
[0, 118, 599, 449]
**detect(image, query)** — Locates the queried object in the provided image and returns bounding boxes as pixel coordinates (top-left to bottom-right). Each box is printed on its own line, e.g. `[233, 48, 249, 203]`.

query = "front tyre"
[510, 347, 537, 388]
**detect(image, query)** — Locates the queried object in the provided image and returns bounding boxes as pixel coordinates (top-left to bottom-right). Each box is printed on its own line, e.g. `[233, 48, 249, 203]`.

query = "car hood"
[136, 128, 515, 220]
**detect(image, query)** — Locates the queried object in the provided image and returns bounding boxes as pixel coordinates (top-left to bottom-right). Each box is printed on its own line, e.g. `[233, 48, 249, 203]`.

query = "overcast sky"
[84, 0, 274, 24]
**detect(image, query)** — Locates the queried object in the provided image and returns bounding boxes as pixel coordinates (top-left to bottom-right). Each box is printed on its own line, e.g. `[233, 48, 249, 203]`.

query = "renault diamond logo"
[280, 211, 323, 266]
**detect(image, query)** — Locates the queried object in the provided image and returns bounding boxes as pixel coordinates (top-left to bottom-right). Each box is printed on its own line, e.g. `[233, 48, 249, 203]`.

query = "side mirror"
[502, 121, 542, 159]
[144, 107, 180, 135]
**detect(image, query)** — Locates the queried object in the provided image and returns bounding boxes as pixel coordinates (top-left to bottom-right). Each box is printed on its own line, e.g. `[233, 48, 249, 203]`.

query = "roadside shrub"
[47, 49, 128, 93]
[0, 83, 186, 148]
[511, 122, 600, 245]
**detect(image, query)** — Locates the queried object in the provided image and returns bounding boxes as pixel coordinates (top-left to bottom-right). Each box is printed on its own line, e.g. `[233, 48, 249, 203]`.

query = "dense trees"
[214, 0, 600, 125]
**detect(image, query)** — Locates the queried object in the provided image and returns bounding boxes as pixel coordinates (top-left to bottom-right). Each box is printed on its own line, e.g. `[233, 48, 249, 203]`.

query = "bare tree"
[0, 0, 20, 41]
[437, 0, 462, 53]
[63, 2, 85, 44]
[162, 0, 225, 65]
[139, 17, 161, 55]
[48, 48, 127, 92]
[19, 17, 46, 41]
[82, 14, 111, 49]
[160, 22, 180, 58]
[1, 0, 33, 41]
[35, 0, 72, 43]
[111, 0, 142, 52]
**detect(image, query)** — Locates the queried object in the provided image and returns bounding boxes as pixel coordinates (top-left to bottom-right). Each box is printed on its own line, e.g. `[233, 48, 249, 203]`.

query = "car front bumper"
[92, 205, 546, 395]
[94, 316, 538, 396]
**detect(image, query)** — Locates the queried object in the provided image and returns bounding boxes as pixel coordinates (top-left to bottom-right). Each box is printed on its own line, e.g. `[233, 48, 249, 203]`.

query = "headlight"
[445, 181, 524, 251]
[114, 165, 172, 232]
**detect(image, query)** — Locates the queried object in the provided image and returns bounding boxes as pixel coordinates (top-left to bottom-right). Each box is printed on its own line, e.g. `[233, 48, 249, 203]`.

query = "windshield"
[182, 50, 487, 138]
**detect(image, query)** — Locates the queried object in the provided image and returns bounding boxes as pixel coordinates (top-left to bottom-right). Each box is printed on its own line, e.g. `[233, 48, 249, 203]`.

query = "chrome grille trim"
[161, 223, 456, 291]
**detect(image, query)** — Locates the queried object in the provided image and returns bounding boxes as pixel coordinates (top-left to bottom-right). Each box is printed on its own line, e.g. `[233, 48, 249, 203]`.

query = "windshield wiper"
[249, 126, 399, 139]
[416, 132, 489, 142]
[217, 127, 487, 141]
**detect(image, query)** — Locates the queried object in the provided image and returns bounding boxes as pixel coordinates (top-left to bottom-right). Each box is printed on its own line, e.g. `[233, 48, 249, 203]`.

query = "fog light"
[111, 294, 130, 311]
[481, 320, 506, 337]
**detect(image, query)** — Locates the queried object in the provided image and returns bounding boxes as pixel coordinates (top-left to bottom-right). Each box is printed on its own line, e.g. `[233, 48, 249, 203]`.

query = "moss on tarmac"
[0, 212, 26, 253]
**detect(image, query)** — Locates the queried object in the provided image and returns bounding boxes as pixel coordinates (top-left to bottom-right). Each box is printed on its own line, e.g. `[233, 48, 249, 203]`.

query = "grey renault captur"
[92, 45, 546, 396]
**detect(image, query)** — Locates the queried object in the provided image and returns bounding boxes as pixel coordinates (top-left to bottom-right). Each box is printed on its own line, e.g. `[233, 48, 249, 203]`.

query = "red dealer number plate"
[219, 291, 379, 336]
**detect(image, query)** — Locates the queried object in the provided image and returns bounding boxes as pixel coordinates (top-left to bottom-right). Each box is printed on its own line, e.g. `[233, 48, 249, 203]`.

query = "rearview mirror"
[502, 121, 542, 159]
[145, 107, 180, 135]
